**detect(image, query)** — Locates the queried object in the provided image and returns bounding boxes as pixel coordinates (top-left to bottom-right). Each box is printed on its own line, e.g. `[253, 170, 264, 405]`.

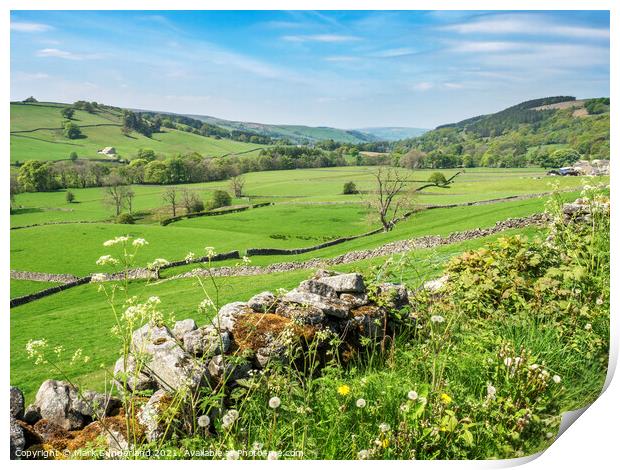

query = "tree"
[61, 107, 75, 119]
[428, 172, 448, 186]
[63, 121, 82, 139]
[229, 175, 245, 198]
[182, 189, 205, 214]
[10, 175, 20, 212]
[400, 149, 426, 169]
[162, 187, 180, 217]
[343, 181, 358, 194]
[17, 160, 56, 192]
[23, 96, 38, 103]
[209, 190, 232, 210]
[367, 167, 415, 231]
[103, 175, 128, 216]
[124, 188, 135, 214]
[137, 148, 156, 162]
[66, 191, 75, 203]
[69, 151, 78, 162]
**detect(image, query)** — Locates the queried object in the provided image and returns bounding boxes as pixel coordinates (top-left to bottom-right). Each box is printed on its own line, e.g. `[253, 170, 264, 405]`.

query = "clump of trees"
[61, 107, 75, 119]
[63, 121, 82, 139]
[209, 190, 232, 210]
[229, 175, 245, 198]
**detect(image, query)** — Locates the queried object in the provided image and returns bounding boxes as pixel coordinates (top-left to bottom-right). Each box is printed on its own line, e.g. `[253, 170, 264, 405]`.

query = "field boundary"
[10, 123, 122, 134]
[160, 202, 273, 226]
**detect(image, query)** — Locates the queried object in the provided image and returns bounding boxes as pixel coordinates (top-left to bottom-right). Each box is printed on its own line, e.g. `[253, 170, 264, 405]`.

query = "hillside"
[185, 113, 379, 144]
[355, 126, 428, 141]
[394, 96, 610, 168]
[10, 102, 267, 163]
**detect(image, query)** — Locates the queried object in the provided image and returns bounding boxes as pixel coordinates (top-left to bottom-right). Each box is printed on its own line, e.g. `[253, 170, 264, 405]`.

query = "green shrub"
[208, 190, 232, 210]
[116, 213, 135, 224]
[343, 181, 358, 194]
[65, 191, 75, 203]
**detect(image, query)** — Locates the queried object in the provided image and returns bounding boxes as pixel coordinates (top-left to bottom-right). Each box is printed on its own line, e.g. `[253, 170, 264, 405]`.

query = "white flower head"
[269, 396, 281, 409]
[584, 323, 592, 331]
[486, 383, 497, 399]
[204, 246, 217, 258]
[430, 315, 445, 324]
[226, 450, 240, 460]
[552, 375, 561, 384]
[504, 357, 513, 367]
[267, 451, 279, 460]
[358, 449, 370, 460]
[91, 273, 107, 283]
[407, 390, 418, 401]
[132, 238, 148, 247]
[356, 398, 367, 408]
[184, 252, 196, 263]
[197, 415, 210, 427]
[103, 236, 129, 247]
[379, 423, 390, 433]
[96, 255, 119, 266]
[242, 255, 251, 265]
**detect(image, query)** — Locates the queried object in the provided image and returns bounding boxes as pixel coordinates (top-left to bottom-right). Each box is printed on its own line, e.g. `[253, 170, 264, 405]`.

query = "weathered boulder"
[282, 289, 350, 319]
[318, 273, 365, 293]
[298, 279, 338, 298]
[72, 391, 122, 419]
[10, 417, 26, 459]
[340, 292, 369, 308]
[114, 354, 156, 393]
[423, 275, 449, 293]
[207, 355, 252, 383]
[10, 386, 25, 420]
[275, 303, 325, 325]
[171, 319, 197, 340]
[247, 291, 277, 313]
[34, 380, 87, 431]
[137, 390, 173, 443]
[131, 323, 206, 392]
[182, 327, 231, 357]
[211, 302, 254, 332]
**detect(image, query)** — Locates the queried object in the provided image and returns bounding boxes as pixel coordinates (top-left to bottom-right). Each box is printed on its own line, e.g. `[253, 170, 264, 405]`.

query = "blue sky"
[10, 10, 610, 129]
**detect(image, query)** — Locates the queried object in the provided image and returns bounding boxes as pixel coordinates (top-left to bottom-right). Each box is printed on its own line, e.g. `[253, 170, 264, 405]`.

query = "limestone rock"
[318, 273, 365, 293]
[114, 354, 156, 393]
[34, 380, 86, 431]
[211, 302, 253, 332]
[275, 303, 325, 325]
[171, 319, 197, 340]
[340, 292, 369, 308]
[10, 417, 26, 460]
[376, 283, 409, 309]
[423, 275, 449, 293]
[10, 386, 25, 420]
[298, 279, 338, 298]
[23, 405, 42, 425]
[183, 327, 230, 357]
[247, 291, 277, 313]
[207, 355, 251, 384]
[138, 390, 173, 443]
[282, 289, 350, 318]
[72, 390, 122, 419]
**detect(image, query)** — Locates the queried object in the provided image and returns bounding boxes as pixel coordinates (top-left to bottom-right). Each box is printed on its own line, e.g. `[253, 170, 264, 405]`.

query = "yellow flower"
[440, 393, 452, 405]
[382, 439, 389, 448]
[337, 384, 351, 396]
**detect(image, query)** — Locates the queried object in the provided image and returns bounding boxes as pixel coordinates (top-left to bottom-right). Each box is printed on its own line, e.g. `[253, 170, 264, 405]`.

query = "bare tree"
[103, 175, 128, 216]
[229, 174, 246, 198]
[10, 175, 20, 213]
[124, 188, 135, 214]
[367, 167, 415, 231]
[182, 189, 204, 214]
[163, 187, 179, 217]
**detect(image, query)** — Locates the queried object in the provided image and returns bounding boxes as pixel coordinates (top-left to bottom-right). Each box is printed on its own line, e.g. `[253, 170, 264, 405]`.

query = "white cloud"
[324, 55, 359, 62]
[444, 14, 609, 40]
[36, 48, 102, 60]
[412, 82, 433, 91]
[443, 82, 464, 89]
[373, 48, 415, 58]
[282, 34, 361, 43]
[11, 22, 53, 33]
[448, 41, 523, 53]
[13, 71, 50, 80]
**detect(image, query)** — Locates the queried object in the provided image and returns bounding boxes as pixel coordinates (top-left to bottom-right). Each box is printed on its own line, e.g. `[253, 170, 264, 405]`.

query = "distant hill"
[355, 127, 428, 141]
[185, 113, 380, 144]
[394, 96, 610, 167]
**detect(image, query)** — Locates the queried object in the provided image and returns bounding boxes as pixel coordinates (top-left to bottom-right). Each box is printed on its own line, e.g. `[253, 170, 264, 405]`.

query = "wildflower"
[379, 423, 390, 433]
[148, 296, 161, 305]
[197, 415, 210, 427]
[430, 315, 445, 323]
[242, 256, 251, 265]
[407, 390, 418, 401]
[382, 439, 389, 448]
[418, 396, 427, 406]
[546, 432, 554, 439]
[227, 409, 239, 420]
[400, 403, 410, 413]
[132, 238, 148, 247]
[96, 255, 119, 266]
[269, 396, 281, 409]
[596, 297, 604, 305]
[252, 442, 264, 451]
[199, 298, 215, 312]
[503, 357, 513, 367]
[91, 273, 107, 283]
[26, 339, 48, 364]
[552, 375, 562, 384]
[204, 246, 217, 258]
[184, 252, 196, 263]
[103, 236, 129, 247]
[337, 384, 351, 396]
[440, 393, 452, 405]
[83, 356, 91, 363]
[584, 323, 592, 331]
[71, 348, 83, 364]
[357, 450, 370, 460]
[267, 451, 279, 460]
[356, 398, 367, 408]
[486, 384, 497, 400]
[148, 258, 169, 270]
[226, 450, 240, 460]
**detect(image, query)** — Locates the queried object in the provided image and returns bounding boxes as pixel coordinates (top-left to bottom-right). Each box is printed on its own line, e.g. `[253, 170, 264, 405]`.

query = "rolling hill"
[10, 102, 268, 163]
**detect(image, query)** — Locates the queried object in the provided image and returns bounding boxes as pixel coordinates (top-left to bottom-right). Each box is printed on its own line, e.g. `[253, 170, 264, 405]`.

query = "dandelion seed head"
[197, 415, 210, 427]
[356, 398, 366, 408]
[407, 390, 418, 401]
[269, 396, 281, 409]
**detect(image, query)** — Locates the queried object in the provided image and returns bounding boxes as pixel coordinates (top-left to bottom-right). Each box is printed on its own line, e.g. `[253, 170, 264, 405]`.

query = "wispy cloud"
[444, 14, 609, 40]
[324, 55, 359, 63]
[412, 82, 434, 91]
[447, 41, 523, 53]
[11, 22, 53, 33]
[282, 34, 361, 43]
[36, 48, 102, 60]
[373, 48, 416, 58]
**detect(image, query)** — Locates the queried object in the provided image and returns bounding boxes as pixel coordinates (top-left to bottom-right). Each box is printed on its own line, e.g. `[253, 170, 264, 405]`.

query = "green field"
[10, 102, 266, 162]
